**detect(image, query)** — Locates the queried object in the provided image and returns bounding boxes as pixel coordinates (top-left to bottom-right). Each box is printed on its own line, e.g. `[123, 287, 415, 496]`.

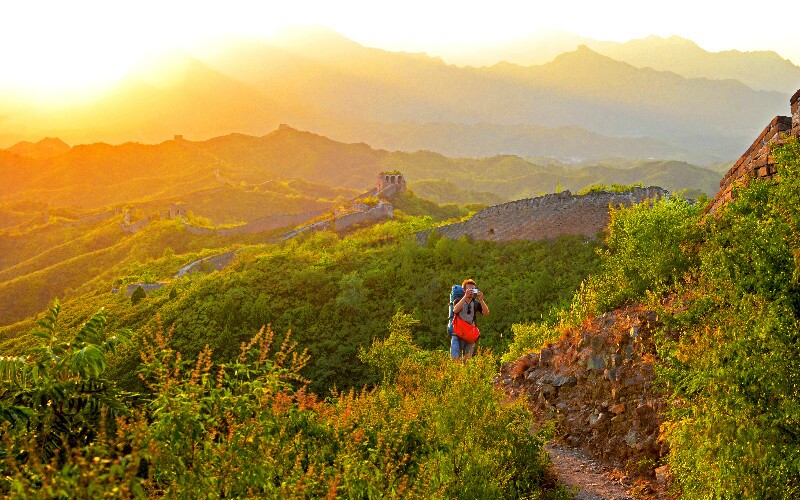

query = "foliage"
[558, 138, 800, 496]
[359, 310, 429, 380]
[655, 138, 800, 497]
[142, 229, 595, 394]
[130, 285, 146, 305]
[391, 191, 472, 221]
[1, 313, 562, 498]
[0, 300, 131, 466]
[501, 322, 563, 364]
[568, 196, 703, 318]
[578, 182, 643, 195]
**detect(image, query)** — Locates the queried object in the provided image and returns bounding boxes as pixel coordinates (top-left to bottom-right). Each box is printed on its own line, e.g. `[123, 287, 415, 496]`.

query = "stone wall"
[276, 201, 393, 240]
[335, 201, 393, 232]
[418, 187, 668, 243]
[124, 282, 166, 296]
[708, 89, 800, 213]
[214, 210, 327, 236]
[174, 251, 236, 278]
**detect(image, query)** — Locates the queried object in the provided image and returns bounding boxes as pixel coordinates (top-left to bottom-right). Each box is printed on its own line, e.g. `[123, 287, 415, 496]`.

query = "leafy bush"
[578, 182, 644, 195]
[130, 285, 146, 305]
[2, 310, 563, 498]
[569, 196, 703, 318]
[0, 301, 131, 481]
[501, 322, 562, 364]
[657, 138, 800, 497]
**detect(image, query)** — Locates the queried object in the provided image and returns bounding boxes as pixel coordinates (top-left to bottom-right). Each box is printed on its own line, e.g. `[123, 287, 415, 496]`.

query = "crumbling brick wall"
[708, 89, 800, 213]
[418, 187, 668, 243]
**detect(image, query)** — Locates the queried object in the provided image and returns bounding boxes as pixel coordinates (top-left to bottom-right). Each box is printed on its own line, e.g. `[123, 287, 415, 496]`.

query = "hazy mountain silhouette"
[588, 35, 800, 94]
[450, 32, 800, 94]
[0, 30, 790, 163]
[319, 121, 713, 163]
[4, 137, 70, 159]
[1, 127, 722, 214]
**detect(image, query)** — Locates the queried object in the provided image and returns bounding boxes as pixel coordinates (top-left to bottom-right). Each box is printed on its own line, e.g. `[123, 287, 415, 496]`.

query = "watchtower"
[377, 171, 407, 198]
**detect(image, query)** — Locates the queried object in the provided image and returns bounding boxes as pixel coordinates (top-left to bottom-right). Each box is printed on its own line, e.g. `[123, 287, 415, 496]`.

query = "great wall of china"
[418, 186, 668, 244]
[707, 88, 800, 212]
[123, 87, 800, 295]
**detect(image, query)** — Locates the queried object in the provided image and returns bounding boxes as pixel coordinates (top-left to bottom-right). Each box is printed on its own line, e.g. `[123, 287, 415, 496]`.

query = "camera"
[471, 289, 480, 295]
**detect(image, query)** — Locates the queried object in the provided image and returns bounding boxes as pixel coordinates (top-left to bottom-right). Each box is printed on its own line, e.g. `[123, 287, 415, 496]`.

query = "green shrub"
[658, 138, 800, 497]
[570, 196, 703, 318]
[2, 311, 562, 498]
[578, 182, 643, 195]
[501, 322, 562, 364]
[130, 285, 146, 305]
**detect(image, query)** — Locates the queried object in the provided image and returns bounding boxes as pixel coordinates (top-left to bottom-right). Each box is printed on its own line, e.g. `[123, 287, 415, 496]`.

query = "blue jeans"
[450, 334, 475, 360]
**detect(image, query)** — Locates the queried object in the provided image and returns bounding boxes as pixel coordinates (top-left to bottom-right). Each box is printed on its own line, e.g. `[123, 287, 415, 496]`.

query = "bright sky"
[2, 0, 798, 101]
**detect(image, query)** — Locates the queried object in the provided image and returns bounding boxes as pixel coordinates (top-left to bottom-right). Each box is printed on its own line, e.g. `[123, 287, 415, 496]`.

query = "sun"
[0, 1, 295, 105]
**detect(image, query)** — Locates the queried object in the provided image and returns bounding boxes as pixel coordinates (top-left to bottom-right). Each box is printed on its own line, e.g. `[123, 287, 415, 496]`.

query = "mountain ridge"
[0, 29, 788, 162]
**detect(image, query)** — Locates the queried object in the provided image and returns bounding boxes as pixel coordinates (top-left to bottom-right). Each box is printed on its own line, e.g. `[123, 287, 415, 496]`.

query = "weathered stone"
[421, 187, 668, 243]
[589, 412, 605, 426]
[625, 429, 639, 447]
[603, 368, 617, 382]
[552, 375, 578, 387]
[655, 465, 671, 489]
[586, 355, 606, 371]
[611, 403, 626, 415]
[709, 91, 800, 213]
[539, 347, 553, 365]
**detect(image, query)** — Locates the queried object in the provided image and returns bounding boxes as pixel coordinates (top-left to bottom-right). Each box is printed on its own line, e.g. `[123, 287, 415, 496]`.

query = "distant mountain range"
[440, 31, 800, 94]
[1, 126, 722, 216]
[1, 28, 794, 164]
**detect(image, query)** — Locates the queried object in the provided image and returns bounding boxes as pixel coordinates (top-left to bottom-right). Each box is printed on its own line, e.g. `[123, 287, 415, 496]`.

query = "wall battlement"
[708, 89, 800, 213]
[418, 187, 668, 244]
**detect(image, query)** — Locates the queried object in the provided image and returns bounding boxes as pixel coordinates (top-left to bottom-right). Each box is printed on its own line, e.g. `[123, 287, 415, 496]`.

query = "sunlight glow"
[1, 0, 797, 105]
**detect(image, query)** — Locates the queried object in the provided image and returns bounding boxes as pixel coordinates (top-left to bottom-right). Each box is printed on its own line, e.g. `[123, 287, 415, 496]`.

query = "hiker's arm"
[453, 296, 467, 313]
[477, 292, 489, 316]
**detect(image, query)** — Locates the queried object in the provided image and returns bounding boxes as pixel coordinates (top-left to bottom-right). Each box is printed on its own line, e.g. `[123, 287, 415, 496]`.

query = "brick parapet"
[708, 89, 800, 213]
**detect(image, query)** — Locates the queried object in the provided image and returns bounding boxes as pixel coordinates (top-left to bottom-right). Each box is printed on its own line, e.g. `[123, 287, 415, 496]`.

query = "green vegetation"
[1, 306, 565, 498]
[79, 214, 598, 395]
[503, 138, 800, 496]
[577, 182, 643, 195]
[8, 126, 785, 496]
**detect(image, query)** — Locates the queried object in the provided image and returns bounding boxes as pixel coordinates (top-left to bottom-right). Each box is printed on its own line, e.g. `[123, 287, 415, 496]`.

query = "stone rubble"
[498, 305, 668, 478]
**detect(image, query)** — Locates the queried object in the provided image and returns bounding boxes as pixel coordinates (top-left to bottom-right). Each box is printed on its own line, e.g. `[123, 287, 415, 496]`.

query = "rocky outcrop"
[498, 305, 667, 476]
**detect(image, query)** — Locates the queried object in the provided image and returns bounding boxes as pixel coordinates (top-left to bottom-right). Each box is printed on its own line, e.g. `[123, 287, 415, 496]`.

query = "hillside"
[0, 127, 723, 215]
[4, 137, 70, 159]
[496, 137, 800, 495]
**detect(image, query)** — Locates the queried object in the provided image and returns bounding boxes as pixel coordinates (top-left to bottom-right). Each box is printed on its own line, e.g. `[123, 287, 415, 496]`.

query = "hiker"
[450, 278, 489, 360]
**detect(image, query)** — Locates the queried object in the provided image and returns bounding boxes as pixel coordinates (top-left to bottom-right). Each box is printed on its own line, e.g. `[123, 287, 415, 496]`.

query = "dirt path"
[546, 443, 635, 499]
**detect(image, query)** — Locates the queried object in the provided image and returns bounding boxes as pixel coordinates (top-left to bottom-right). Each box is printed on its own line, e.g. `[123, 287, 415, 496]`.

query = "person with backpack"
[448, 278, 489, 360]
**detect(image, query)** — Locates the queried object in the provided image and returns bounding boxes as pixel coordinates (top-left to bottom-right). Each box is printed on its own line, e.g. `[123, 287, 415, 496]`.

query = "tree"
[131, 285, 146, 305]
[0, 301, 131, 460]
